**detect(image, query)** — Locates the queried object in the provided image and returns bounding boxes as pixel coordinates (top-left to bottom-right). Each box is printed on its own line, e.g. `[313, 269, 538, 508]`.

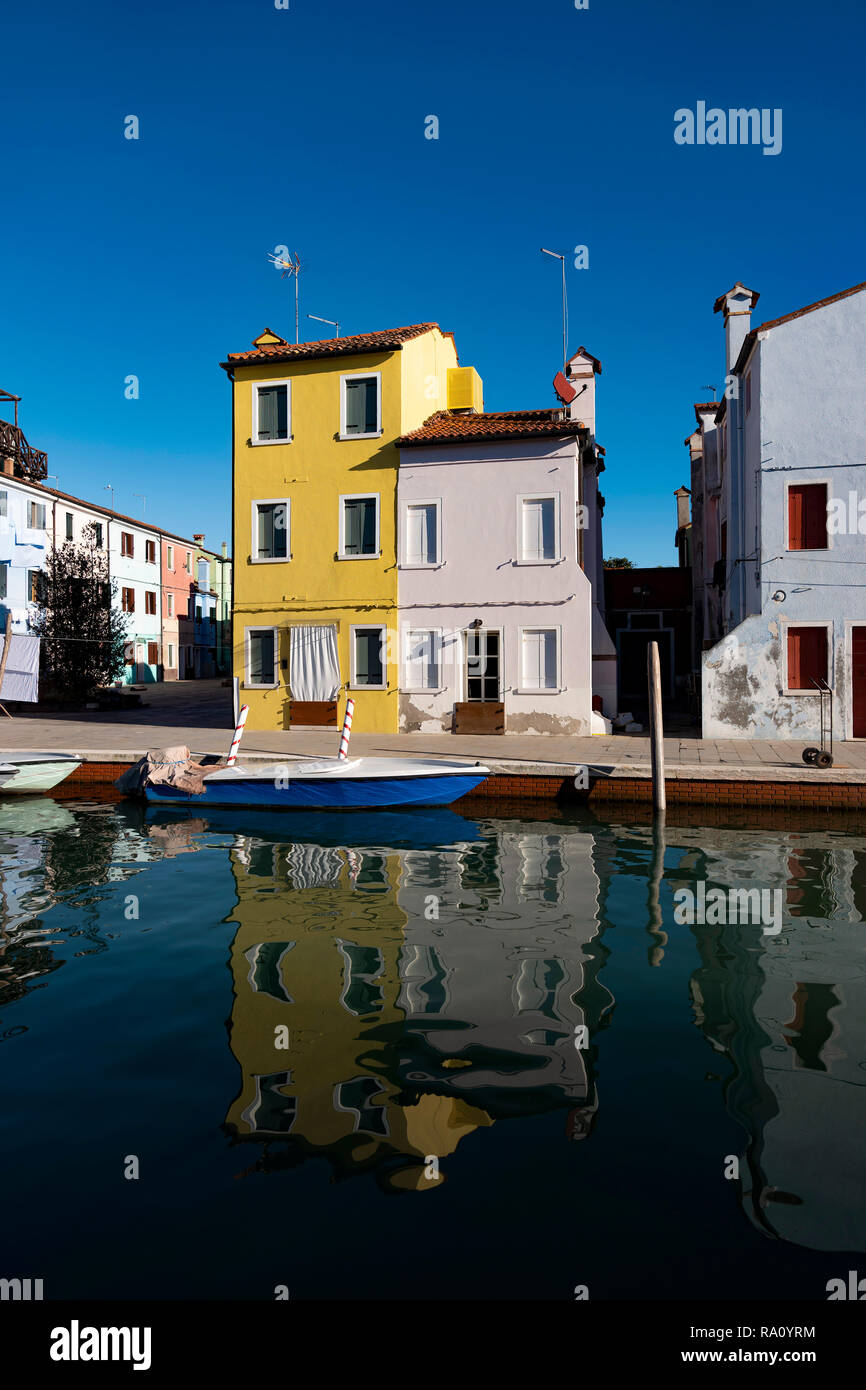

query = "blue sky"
[2, 0, 864, 563]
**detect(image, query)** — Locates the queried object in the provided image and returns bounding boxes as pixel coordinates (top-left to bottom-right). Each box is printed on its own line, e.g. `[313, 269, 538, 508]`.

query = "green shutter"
[258, 386, 287, 440]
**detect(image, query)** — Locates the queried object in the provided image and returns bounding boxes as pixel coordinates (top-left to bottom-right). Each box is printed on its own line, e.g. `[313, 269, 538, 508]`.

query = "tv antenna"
[702, 385, 718, 400]
[308, 313, 339, 339]
[267, 249, 302, 343]
[541, 248, 569, 370]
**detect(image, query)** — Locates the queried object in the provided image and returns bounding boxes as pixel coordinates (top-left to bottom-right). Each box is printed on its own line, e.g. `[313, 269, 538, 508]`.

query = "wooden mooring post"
[647, 639, 665, 812]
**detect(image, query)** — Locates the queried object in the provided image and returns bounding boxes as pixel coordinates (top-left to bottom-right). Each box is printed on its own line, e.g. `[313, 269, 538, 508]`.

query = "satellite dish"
[553, 370, 577, 404]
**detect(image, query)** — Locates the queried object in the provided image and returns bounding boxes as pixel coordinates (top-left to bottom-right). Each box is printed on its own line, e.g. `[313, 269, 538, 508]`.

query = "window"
[788, 483, 828, 551]
[404, 501, 439, 566]
[93, 522, 104, 548]
[252, 381, 291, 443]
[122, 587, 135, 613]
[0, 563, 6, 599]
[787, 626, 829, 691]
[27, 569, 44, 604]
[166, 592, 174, 617]
[168, 643, 174, 668]
[519, 495, 557, 562]
[195, 605, 203, 623]
[252, 500, 290, 561]
[147, 642, 159, 665]
[0, 491, 7, 517]
[521, 628, 559, 691]
[340, 495, 379, 558]
[466, 629, 500, 701]
[28, 501, 47, 530]
[184, 552, 191, 573]
[341, 373, 380, 438]
[404, 629, 440, 690]
[145, 591, 156, 615]
[65, 512, 74, 540]
[120, 531, 134, 557]
[352, 626, 386, 688]
[167, 544, 174, 569]
[145, 539, 156, 564]
[245, 627, 278, 687]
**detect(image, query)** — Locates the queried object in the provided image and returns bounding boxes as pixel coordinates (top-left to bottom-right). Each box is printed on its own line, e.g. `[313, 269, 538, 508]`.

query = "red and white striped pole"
[337, 697, 355, 760]
[227, 704, 249, 766]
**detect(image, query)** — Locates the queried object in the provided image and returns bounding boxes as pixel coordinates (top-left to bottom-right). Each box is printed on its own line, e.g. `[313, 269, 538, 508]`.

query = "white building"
[396, 349, 616, 735]
[688, 278, 866, 740]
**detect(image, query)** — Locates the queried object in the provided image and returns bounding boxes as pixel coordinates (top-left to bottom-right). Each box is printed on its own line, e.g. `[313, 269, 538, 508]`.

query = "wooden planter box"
[453, 701, 506, 734]
[289, 700, 338, 727]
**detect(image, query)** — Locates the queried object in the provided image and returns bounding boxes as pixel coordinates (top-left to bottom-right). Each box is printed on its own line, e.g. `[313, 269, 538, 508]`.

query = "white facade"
[691, 280, 866, 740]
[396, 353, 616, 735]
[107, 516, 163, 683]
[0, 475, 51, 632]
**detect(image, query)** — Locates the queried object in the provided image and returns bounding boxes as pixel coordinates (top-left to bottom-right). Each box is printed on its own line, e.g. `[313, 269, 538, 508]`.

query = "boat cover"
[115, 746, 226, 797]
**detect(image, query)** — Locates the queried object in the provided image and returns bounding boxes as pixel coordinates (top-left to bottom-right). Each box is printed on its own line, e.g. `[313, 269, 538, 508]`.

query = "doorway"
[852, 627, 866, 737]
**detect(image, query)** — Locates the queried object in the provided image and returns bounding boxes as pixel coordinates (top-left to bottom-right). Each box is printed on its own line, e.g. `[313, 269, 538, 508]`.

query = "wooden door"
[852, 628, 866, 736]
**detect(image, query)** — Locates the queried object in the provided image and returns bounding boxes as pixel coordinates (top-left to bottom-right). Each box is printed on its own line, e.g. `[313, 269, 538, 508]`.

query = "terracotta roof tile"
[221, 322, 442, 369]
[398, 409, 587, 447]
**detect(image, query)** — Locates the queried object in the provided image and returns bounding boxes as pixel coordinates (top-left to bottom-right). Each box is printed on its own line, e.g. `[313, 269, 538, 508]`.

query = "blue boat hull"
[143, 771, 487, 810]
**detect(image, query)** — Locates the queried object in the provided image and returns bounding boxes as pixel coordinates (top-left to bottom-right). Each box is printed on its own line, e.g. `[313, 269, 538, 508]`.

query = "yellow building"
[221, 322, 469, 732]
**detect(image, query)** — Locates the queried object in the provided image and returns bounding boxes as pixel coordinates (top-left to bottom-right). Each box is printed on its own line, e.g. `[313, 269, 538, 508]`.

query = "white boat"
[0, 751, 83, 793]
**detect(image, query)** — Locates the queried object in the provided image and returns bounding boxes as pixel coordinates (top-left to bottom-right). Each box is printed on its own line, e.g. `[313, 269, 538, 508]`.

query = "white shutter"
[522, 630, 557, 689]
[521, 498, 555, 560]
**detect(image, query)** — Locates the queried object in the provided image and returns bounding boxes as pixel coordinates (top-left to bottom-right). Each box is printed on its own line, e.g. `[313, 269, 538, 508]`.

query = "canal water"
[1, 795, 864, 1302]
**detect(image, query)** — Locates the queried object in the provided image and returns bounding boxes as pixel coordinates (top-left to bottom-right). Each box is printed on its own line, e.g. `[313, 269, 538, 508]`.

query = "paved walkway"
[1, 681, 864, 782]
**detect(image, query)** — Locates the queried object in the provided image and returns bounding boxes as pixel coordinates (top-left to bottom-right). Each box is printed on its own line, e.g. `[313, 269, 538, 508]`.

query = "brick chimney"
[565, 346, 601, 436]
[674, 484, 691, 530]
[713, 283, 760, 374]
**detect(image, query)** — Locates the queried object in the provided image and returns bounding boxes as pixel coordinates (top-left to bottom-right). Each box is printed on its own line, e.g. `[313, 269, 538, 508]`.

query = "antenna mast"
[267, 249, 302, 343]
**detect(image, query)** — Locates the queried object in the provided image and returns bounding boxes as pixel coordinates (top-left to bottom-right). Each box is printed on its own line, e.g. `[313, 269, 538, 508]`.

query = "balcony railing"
[0, 418, 48, 481]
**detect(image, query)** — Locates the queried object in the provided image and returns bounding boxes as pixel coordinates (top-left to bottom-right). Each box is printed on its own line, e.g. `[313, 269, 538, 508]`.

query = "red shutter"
[789, 484, 827, 550]
[788, 626, 827, 689]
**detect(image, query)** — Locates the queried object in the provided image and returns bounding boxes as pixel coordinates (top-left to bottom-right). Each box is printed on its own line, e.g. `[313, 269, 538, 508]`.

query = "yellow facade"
[227, 326, 459, 731]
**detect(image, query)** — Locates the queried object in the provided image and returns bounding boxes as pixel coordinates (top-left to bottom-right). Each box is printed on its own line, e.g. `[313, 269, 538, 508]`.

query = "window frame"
[783, 620, 831, 695]
[120, 530, 134, 558]
[785, 479, 831, 553]
[516, 492, 561, 565]
[250, 498, 292, 564]
[244, 625, 280, 689]
[517, 625, 562, 694]
[145, 538, 157, 564]
[339, 493, 381, 560]
[166, 592, 174, 618]
[145, 590, 157, 616]
[65, 512, 74, 541]
[401, 498, 442, 569]
[166, 544, 174, 569]
[464, 626, 503, 702]
[339, 371, 382, 440]
[350, 623, 387, 690]
[402, 626, 444, 692]
[251, 379, 292, 446]
[121, 586, 135, 613]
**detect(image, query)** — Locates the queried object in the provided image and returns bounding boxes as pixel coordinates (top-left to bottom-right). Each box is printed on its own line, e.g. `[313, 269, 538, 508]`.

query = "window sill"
[338, 431, 383, 442]
[244, 682, 280, 690]
[403, 687, 446, 695]
[250, 556, 292, 564]
[400, 562, 444, 570]
[514, 688, 563, 696]
[337, 552, 382, 561]
[514, 558, 564, 567]
[250, 437, 293, 446]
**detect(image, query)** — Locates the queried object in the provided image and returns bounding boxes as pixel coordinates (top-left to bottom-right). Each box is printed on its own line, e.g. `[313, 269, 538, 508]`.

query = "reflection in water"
[0, 797, 864, 1294]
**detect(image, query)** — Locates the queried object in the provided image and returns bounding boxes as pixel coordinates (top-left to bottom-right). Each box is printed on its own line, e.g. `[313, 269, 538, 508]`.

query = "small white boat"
[0, 751, 83, 793]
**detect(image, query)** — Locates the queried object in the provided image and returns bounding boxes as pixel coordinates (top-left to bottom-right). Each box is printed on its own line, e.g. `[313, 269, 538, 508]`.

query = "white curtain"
[289, 625, 340, 701]
[0, 633, 40, 702]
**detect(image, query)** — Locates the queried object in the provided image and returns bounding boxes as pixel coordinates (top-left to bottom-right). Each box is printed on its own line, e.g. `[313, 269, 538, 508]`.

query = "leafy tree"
[32, 523, 129, 703]
[603, 556, 635, 569]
